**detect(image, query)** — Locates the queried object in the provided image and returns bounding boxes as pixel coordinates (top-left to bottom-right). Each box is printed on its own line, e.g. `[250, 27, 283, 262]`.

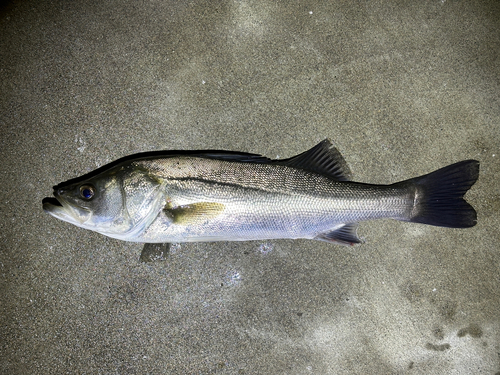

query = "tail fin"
[402, 160, 479, 228]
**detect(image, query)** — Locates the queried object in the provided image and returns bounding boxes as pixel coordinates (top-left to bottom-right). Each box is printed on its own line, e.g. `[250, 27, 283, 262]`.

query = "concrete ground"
[1, 0, 499, 373]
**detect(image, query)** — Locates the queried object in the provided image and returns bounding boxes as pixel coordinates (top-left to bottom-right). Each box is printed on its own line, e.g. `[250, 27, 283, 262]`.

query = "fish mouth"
[42, 196, 63, 209]
[42, 194, 73, 222]
[42, 192, 91, 224]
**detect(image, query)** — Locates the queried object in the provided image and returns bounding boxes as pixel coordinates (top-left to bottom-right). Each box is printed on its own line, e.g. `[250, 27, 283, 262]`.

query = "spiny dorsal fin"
[274, 139, 352, 181]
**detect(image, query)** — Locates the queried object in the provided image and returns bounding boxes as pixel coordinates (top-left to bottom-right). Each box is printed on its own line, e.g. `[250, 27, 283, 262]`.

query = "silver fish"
[43, 140, 479, 252]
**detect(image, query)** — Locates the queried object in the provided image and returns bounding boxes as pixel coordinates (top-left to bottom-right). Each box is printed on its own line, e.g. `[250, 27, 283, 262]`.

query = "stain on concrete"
[457, 324, 483, 338]
[426, 343, 451, 352]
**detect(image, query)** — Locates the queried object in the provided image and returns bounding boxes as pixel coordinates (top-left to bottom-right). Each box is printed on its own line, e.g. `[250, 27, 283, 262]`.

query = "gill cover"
[43, 163, 165, 240]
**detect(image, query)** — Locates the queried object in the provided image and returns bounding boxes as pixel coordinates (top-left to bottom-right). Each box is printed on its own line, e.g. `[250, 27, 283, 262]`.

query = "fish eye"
[79, 184, 95, 200]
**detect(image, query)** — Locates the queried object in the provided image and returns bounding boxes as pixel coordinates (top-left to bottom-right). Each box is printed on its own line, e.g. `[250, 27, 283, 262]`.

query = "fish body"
[43, 140, 479, 246]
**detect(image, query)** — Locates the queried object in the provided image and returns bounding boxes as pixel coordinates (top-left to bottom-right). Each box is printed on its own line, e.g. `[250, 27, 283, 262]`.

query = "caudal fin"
[402, 160, 479, 228]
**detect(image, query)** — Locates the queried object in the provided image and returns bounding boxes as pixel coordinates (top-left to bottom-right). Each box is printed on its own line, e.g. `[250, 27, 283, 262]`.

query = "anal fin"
[314, 223, 362, 246]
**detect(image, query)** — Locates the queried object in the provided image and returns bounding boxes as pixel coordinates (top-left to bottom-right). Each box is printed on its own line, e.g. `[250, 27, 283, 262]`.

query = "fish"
[43, 139, 479, 259]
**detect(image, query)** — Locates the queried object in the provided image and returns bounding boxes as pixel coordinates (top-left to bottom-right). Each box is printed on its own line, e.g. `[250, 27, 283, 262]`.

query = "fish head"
[43, 162, 165, 240]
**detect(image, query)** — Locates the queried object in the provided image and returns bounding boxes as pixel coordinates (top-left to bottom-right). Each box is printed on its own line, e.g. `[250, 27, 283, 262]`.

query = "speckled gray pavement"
[1, 1, 499, 374]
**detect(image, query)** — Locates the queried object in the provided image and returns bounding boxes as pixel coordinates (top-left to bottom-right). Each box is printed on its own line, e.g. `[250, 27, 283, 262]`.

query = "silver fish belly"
[43, 139, 479, 247]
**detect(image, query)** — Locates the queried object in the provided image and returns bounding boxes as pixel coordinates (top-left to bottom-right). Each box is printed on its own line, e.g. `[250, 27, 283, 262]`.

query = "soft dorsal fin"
[274, 139, 352, 181]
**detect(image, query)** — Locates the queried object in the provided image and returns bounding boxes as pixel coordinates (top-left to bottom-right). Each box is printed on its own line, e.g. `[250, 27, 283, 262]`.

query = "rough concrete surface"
[1, 0, 499, 374]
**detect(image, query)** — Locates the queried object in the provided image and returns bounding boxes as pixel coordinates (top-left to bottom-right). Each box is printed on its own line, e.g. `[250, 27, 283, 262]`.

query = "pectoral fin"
[164, 202, 225, 225]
